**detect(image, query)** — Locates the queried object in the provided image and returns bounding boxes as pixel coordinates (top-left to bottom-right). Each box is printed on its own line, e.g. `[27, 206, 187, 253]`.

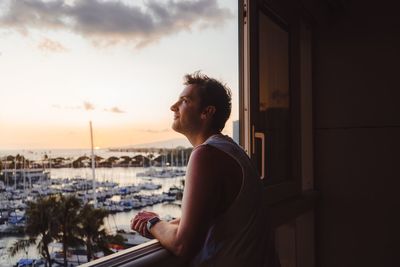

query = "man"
[131, 72, 278, 266]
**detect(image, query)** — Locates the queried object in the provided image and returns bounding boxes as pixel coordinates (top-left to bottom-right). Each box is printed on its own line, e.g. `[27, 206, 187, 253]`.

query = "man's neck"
[186, 130, 220, 147]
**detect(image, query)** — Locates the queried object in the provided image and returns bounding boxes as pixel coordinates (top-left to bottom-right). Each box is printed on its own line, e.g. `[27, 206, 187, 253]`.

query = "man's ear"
[201, 106, 216, 119]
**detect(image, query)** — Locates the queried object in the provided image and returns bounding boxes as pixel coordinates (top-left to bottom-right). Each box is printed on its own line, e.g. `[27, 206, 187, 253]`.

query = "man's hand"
[131, 211, 159, 238]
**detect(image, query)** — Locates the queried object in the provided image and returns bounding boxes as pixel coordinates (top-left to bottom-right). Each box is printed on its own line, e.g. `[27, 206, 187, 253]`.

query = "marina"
[0, 165, 185, 267]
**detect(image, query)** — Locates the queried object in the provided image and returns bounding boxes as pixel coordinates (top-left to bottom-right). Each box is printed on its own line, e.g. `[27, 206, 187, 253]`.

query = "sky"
[0, 0, 238, 149]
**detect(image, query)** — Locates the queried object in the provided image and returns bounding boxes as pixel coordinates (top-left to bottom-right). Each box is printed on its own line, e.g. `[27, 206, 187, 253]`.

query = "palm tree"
[8, 238, 35, 255]
[72, 156, 90, 168]
[107, 156, 119, 164]
[10, 195, 127, 266]
[9, 195, 60, 267]
[147, 153, 155, 167]
[55, 195, 82, 267]
[78, 203, 112, 262]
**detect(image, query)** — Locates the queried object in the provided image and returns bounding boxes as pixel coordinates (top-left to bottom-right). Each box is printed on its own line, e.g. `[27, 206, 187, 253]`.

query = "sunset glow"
[0, 0, 238, 149]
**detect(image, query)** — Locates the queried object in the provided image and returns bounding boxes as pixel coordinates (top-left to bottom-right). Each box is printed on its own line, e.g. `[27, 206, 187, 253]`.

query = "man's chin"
[171, 123, 180, 133]
[172, 123, 186, 136]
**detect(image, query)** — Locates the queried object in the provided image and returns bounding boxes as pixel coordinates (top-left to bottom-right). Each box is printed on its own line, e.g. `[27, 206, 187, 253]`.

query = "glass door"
[240, 0, 301, 201]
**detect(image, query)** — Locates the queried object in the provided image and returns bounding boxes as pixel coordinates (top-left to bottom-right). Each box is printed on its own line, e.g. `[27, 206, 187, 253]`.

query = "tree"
[95, 155, 103, 162]
[101, 156, 119, 167]
[9, 196, 60, 267]
[8, 238, 35, 256]
[10, 195, 123, 266]
[107, 156, 119, 164]
[72, 156, 90, 168]
[15, 154, 23, 169]
[55, 195, 82, 267]
[78, 203, 108, 261]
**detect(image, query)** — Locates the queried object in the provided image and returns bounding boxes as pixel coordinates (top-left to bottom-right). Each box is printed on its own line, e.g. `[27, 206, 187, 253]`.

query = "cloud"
[83, 101, 95, 110]
[0, 0, 233, 48]
[104, 106, 125, 113]
[51, 104, 79, 109]
[138, 128, 170, 133]
[38, 37, 68, 52]
[109, 106, 125, 113]
[52, 102, 126, 114]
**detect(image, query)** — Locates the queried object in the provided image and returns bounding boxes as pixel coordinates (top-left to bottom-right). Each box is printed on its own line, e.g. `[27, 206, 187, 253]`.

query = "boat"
[0, 221, 24, 234]
[15, 258, 46, 267]
[48, 243, 104, 266]
[116, 230, 150, 247]
[0, 181, 5, 191]
[136, 167, 186, 178]
[138, 182, 161, 190]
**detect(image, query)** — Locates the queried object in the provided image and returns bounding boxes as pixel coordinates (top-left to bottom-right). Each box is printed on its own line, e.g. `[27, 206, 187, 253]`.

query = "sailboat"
[89, 121, 97, 207]
[136, 149, 186, 178]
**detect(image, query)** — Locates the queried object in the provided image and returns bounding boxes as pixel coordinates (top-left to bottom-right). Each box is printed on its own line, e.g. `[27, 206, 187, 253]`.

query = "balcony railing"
[79, 239, 186, 267]
[79, 191, 318, 267]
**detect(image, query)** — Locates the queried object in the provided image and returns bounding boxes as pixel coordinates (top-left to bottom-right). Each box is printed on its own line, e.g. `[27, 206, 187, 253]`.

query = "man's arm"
[169, 218, 180, 225]
[132, 145, 221, 258]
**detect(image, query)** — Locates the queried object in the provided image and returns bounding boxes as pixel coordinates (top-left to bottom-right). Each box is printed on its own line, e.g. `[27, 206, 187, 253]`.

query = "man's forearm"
[150, 220, 184, 256]
[169, 218, 181, 225]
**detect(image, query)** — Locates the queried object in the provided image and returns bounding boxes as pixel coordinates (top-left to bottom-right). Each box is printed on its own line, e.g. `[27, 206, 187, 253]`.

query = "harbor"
[0, 162, 185, 267]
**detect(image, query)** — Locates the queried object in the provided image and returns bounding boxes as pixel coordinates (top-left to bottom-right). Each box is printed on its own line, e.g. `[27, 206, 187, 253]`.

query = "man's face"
[170, 84, 203, 135]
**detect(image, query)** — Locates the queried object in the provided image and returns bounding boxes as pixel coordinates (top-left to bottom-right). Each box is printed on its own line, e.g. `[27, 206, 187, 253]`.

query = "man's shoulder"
[192, 143, 224, 157]
[191, 144, 236, 167]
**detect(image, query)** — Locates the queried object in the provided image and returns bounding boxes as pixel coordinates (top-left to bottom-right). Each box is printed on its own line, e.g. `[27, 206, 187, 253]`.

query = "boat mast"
[171, 149, 174, 168]
[23, 157, 25, 192]
[14, 155, 17, 190]
[49, 151, 51, 180]
[90, 121, 97, 207]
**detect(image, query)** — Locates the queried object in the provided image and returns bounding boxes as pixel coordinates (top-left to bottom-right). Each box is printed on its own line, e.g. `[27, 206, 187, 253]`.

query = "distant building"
[232, 120, 239, 144]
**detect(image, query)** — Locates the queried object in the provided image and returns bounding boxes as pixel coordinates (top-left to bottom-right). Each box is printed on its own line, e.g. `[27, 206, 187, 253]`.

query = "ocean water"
[0, 166, 184, 266]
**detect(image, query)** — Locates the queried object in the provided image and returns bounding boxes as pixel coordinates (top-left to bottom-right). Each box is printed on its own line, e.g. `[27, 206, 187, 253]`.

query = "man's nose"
[170, 102, 178, 111]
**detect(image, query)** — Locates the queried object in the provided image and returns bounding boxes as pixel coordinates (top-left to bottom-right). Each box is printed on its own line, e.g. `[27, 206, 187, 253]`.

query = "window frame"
[240, 0, 304, 204]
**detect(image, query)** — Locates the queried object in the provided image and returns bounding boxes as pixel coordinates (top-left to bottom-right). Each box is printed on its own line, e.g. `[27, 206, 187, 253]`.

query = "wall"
[312, 0, 400, 266]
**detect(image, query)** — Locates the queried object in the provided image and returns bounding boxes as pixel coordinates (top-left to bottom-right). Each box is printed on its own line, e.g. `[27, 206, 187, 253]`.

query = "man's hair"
[184, 71, 232, 132]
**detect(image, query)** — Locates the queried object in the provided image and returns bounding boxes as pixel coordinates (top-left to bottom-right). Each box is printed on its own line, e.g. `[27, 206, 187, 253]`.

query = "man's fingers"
[132, 217, 142, 231]
[131, 211, 158, 236]
[139, 223, 145, 235]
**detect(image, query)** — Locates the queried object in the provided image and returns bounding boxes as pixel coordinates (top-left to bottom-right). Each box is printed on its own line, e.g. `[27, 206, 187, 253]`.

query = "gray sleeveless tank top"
[191, 134, 278, 267]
